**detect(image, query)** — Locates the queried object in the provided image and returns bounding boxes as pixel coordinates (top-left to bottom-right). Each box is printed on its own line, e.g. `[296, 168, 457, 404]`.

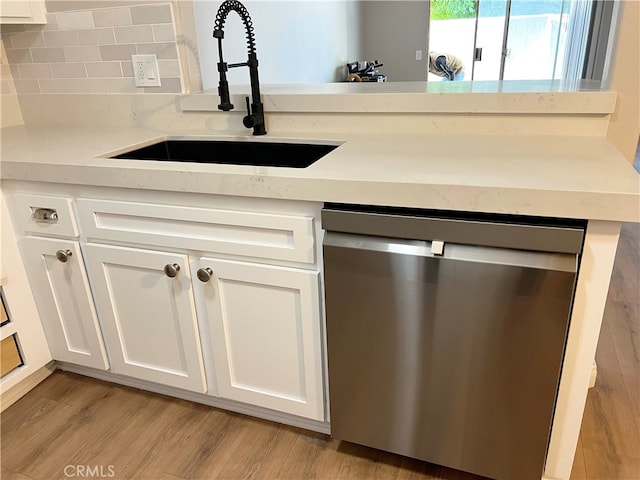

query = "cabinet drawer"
[77, 199, 316, 264]
[10, 194, 78, 238]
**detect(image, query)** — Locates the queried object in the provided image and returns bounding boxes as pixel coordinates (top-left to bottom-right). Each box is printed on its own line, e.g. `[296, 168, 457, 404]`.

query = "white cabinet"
[83, 243, 207, 393]
[0, 0, 47, 24]
[195, 257, 324, 420]
[8, 189, 326, 423]
[20, 237, 108, 370]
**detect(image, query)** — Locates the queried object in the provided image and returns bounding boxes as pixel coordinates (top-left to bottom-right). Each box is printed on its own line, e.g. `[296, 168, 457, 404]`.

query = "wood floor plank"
[582, 448, 640, 480]
[0, 467, 36, 480]
[607, 223, 640, 305]
[33, 368, 112, 408]
[127, 401, 240, 479]
[271, 428, 338, 479]
[606, 300, 640, 429]
[1, 396, 79, 473]
[570, 434, 587, 480]
[65, 389, 182, 479]
[580, 309, 640, 458]
[214, 416, 283, 479]
[17, 375, 175, 480]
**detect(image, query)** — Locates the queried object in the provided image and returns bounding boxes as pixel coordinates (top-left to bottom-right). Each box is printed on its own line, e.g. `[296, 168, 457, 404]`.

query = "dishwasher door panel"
[324, 236, 576, 480]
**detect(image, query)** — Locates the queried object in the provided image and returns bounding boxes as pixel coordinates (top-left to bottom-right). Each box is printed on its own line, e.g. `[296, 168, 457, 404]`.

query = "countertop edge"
[3, 161, 638, 224]
[179, 88, 617, 115]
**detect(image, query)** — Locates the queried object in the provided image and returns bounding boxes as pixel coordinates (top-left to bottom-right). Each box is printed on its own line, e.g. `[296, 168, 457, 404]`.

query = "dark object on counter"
[213, 0, 266, 135]
[346, 60, 387, 82]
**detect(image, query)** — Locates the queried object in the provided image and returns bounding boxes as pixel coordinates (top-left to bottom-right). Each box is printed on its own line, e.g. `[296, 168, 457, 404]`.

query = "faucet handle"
[217, 79, 234, 111]
[242, 96, 256, 128]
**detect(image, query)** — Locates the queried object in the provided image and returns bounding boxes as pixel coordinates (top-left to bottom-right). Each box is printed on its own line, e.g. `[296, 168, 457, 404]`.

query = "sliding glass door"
[428, 0, 593, 82]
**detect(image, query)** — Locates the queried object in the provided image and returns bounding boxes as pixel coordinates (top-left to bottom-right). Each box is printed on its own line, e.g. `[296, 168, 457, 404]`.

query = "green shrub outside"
[431, 0, 477, 20]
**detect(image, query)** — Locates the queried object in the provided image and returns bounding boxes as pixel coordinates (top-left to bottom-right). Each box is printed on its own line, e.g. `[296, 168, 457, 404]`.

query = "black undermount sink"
[111, 139, 338, 168]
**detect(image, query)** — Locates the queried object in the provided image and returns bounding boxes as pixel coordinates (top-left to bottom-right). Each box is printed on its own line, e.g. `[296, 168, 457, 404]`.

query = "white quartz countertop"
[180, 82, 616, 114]
[1, 125, 638, 222]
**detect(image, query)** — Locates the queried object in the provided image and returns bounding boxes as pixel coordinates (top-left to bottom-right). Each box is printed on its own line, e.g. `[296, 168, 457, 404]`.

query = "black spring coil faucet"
[213, 0, 266, 135]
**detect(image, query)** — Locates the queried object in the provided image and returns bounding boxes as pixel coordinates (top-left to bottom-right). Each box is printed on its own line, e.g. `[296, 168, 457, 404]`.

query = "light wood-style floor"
[2, 224, 638, 480]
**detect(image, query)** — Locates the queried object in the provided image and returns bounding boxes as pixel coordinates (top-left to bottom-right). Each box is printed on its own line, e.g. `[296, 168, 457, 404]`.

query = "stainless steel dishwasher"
[322, 204, 585, 480]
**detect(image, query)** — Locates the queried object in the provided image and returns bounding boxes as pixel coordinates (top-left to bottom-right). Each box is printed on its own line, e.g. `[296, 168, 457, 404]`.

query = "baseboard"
[56, 362, 331, 435]
[0, 362, 56, 412]
[589, 361, 598, 388]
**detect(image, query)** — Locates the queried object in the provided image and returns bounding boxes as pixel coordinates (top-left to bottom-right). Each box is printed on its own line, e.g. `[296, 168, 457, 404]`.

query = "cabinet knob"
[163, 263, 181, 278]
[56, 249, 73, 263]
[197, 267, 213, 283]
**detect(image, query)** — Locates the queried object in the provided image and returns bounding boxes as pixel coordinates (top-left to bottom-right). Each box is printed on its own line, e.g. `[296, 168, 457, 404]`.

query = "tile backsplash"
[1, 3, 183, 94]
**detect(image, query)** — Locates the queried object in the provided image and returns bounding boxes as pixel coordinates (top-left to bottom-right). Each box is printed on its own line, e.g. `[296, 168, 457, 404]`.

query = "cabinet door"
[20, 237, 108, 369]
[195, 257, 324, 420]
[83, 244, 206, 393]
[0, 0, 47, 24]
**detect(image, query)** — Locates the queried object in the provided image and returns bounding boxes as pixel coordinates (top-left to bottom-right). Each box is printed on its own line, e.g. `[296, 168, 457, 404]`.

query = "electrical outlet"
[132, 54, 161, 87]
[415, 50, 423, 61]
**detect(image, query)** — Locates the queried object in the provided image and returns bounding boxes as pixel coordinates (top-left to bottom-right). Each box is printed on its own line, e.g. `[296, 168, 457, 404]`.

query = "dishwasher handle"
[324, 232, 578, 273]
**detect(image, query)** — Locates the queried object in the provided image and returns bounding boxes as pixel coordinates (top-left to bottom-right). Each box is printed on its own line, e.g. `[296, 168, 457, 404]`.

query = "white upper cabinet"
[195, 257, 324, 421]
[0, 0, 46, 24]
[20, 237, 108, 370]
[83, 243, 207, 393]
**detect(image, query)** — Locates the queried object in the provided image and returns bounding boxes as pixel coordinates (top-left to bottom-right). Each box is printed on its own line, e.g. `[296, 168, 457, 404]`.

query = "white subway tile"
[144, 76, 181, 93]
[93, 7, 132, 27]
[1, 79, 14, 95]
[99, 44, 137, 61]
[31, 48, 66, 63]
[131, 4, 172, 25]
[56, 11, 95, 30]
[13, 78, 40, 93]
[51, 63, 86, 78]
[9, 30, 45, 49]
[43, 30, 79, 47]
[6, 49, 33, 64]
[9, 64, 20, 79]
[121, 61, 133, 77]
[72, 78, 109, 93]
[85, 61, 122, 78]
[78, 28, 115, 45]
[63, 46, 101, 62]
[106, 77, 139, 93]
[136, 42, 177, 59]
[152, 24, 175, 42]
[158, 59, 180, 77]
[19, 63, 52, 79]
[38, 78, 76, 93]
[115, 25, 153, 44]
[42, 13, 58, 30]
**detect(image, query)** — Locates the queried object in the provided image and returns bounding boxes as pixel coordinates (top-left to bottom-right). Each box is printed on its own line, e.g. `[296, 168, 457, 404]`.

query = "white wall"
[360, 1, 428, 82]
[194, 0, 351, 88]
[606, 0, 640, 164]
[1, 41, 23, 127]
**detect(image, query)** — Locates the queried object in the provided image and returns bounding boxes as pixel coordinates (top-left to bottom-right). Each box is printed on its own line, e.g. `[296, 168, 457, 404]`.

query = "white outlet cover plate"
[132, 54, 161, 87]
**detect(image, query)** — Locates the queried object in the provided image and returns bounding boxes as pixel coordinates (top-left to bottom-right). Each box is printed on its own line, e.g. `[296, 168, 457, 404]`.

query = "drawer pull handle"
[163, 263, 181, 278]
[56, 250, 73, 263]
[197, 267, 213, 283]
[33, 208, 59, 224]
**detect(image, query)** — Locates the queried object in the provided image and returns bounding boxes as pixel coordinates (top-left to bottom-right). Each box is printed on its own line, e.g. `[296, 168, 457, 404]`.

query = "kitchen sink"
[111, 139, 338, 168]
